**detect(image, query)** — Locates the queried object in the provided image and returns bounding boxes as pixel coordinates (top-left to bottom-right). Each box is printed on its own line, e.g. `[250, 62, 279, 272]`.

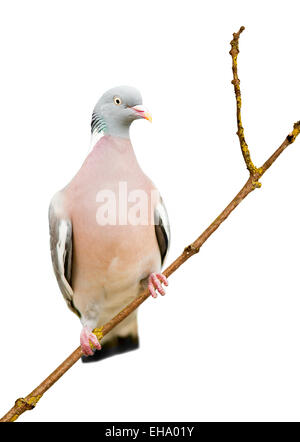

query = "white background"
[0, 0, 299, 423]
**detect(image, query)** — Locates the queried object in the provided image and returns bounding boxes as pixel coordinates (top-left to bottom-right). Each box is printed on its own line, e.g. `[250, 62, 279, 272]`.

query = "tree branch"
[229, 25, 262, 180]
[1, 27, 299, 422]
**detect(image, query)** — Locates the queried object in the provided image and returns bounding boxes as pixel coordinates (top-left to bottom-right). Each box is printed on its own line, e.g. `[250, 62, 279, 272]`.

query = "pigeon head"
[91, 86, 152, 139]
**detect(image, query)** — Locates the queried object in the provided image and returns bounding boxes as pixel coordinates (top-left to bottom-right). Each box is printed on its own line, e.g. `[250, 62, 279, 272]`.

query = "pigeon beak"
[130, 105, 152, 122]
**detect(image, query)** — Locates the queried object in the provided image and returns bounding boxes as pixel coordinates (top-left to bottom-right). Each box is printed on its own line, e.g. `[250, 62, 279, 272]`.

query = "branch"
[229, 26, 262, 180]
[1, 27, 299, 422]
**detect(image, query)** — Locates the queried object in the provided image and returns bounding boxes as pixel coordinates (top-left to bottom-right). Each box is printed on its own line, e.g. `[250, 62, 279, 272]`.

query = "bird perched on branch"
[49, 86, 170, 362]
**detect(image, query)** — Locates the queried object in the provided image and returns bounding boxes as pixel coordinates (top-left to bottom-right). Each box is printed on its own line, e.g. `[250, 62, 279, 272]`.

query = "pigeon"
[49, 86, 170, 362]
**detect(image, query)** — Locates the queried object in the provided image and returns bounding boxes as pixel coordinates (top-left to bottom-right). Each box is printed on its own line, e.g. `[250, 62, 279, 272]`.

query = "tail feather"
[81, 334, 139, 363]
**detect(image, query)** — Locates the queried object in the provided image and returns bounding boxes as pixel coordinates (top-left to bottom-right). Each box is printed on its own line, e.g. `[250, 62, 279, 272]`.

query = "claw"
[80, 326, 101, 356]
[148, 272, 168, 298]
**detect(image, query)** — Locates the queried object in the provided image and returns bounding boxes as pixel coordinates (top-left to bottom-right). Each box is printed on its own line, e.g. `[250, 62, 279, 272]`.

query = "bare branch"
[229, 26, 262, 179]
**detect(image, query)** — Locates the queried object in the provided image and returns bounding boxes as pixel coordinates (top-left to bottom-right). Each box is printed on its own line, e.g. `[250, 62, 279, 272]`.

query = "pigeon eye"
[114, 97, 122, 105]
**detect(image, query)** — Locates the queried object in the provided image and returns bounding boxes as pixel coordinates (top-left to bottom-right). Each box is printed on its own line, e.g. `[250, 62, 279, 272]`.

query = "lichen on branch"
[229, 26, 262, 178]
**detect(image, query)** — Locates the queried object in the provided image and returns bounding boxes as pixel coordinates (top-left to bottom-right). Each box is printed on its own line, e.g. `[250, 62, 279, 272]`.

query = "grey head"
[91, 85, 152, 139]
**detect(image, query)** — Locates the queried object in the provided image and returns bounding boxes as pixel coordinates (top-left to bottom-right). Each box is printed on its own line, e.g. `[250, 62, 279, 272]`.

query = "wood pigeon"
[49, 86, 170, 362]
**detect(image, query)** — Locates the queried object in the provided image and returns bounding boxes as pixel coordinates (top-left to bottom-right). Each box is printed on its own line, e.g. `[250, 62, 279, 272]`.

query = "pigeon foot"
[148, 272, 168, 298]
[80, 326, 101, 356]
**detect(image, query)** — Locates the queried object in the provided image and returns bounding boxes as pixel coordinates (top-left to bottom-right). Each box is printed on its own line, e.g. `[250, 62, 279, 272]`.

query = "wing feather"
[48, 193, 80, 317]
[154, 197, 170, 266]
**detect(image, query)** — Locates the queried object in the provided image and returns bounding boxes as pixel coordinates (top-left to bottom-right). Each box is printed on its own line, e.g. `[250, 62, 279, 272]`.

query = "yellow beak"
[131, 105, 152, 122]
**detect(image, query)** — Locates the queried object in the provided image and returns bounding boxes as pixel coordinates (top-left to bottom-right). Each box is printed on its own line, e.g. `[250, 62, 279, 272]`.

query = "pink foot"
[80, 326, 101, 356]
[148, 273, 168, 298]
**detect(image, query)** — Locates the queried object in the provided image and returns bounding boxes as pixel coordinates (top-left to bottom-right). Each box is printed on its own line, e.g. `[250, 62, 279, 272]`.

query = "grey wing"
[154, 196, 170, 267]
[48, 194, 81, 317]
